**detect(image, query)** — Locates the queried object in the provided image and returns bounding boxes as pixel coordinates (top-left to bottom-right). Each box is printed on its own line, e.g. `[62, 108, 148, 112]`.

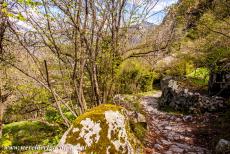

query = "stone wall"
[159, 76, 226, 113]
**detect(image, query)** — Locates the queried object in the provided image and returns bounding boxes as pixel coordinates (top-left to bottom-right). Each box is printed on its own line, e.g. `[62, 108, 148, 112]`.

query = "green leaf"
[1, 8, 8, 14]
[2, 2, 8, 7]
[17, 13, 26, 21]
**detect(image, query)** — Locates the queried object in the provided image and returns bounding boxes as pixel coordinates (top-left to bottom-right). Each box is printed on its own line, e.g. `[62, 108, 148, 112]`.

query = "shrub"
[4, 84, 51, 123]
[165, 60, 195, 77]
[45, 106, 76, 125]
[116, 60, 159, 94]
[187, 67, 209, 80]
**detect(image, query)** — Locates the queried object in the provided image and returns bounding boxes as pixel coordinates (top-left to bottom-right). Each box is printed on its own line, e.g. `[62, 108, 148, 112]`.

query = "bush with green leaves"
[116, 60, 159, 94]
[3, 84, 52, 123]
[188, 67, 209, 79]
[45, 106, 76, 125]
[186, 67, 210, 85]
[165, 60, 195, 77]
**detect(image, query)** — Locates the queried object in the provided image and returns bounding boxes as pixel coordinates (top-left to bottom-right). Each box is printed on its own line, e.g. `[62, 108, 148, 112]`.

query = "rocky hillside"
[159, 0, 229, 71]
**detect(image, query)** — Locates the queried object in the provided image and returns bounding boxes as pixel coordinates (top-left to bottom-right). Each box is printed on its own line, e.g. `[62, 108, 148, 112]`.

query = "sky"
[13, 0, 178, 30]
[147, 0, 178, 24]
[127, 0, 178, 24]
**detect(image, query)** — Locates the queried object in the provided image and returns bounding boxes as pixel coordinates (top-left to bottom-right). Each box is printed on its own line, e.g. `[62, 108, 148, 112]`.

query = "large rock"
[52, 104, 142, 154]
[159, 76, 226, 113]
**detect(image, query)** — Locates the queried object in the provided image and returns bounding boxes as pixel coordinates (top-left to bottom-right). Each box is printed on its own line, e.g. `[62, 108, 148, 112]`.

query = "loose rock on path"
[141, 91, 214, 154]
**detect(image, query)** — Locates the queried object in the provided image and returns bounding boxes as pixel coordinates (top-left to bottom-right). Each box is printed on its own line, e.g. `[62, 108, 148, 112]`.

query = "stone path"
[141, 91, 212, 154]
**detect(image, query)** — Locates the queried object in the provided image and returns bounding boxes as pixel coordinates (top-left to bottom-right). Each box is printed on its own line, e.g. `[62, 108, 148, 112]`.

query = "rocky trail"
[141, 91, 219, 154]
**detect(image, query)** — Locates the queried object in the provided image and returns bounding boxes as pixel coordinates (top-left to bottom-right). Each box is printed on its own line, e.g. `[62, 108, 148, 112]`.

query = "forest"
[0, 0, 229, 153]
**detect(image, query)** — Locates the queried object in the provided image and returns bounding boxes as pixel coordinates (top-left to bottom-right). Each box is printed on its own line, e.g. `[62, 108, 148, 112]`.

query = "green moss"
[0, 120, 63, 153]
[1, 121, 62, 146]
[124, 121, 143, 153]
[73, 104, 123, 125]
[65, 104, 143, 153]
[130, 122, 147, 143]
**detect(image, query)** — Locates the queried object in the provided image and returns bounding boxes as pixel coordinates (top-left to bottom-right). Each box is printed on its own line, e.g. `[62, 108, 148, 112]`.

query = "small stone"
[165, 126, 173, 130]
[154, 144, 164, 150]
[215, 139, 230, 153]
[170, 116, 175, 120]
[185, 137, 193, 144]
[179, 135, 184, 140]
[184, 89, 188, 93]
[164, 151, 173, 154]
[175, 143, 191, 150]
[186, 128, 192, 132]
[156, 139, 161, 144]
[174, 135, 180, 140]
[161, 139, 172, 145]
[183, 115, 193, 122]
[170, 146, 184, 153]
[144, 147, 154, 154]
[137, 113, 146, 123]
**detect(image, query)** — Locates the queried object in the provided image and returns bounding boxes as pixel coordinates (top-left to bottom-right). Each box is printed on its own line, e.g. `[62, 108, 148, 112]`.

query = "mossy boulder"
[53, 104, 143, 154]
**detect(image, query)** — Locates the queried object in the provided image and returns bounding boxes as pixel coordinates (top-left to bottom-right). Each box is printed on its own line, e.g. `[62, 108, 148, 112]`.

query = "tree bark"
[0, 86, 10, 138]
[0, 14, 6, 135]
[92, 63, 101, 105]
[0, 104, 5, 138]
[0, 0, 6, 55]
[0, 89, 4, 138]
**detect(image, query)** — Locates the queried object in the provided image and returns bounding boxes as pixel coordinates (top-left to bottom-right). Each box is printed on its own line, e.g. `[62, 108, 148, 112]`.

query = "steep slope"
[159, 0, 230, 72]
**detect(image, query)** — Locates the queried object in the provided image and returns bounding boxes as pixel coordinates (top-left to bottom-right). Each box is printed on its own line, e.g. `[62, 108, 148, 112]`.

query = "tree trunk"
[0, 0, 6, 55]
[0, 86, 6, 138]
[0, 3, 7, 136]
[92, 63, 101, 105]
[79, 59, 87, 111]
[0, 104, 4, 138]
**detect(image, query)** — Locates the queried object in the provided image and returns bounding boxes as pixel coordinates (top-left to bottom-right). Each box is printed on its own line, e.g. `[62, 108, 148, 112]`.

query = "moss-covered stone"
[54, 104, 143, 154]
